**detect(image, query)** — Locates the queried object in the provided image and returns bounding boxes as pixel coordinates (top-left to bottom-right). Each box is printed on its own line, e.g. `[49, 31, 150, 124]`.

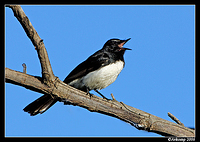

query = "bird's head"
[102, 38, 131, 54]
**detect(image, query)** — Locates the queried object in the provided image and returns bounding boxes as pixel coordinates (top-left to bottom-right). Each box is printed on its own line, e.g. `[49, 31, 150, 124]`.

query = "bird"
[23, 38, 131, 116]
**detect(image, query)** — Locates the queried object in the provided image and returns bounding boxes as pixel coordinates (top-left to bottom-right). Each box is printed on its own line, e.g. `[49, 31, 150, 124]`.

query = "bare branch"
[22, 63, 27, 73]
[111, 93, 116, 101]
[7, 5, 55, 86]
[5, 68, 195, 137]
[168, 112, 184, 126]
[5, 68, 49, 95]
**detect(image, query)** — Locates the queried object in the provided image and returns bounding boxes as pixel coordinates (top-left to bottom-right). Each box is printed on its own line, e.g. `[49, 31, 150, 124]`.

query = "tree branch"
[5, 5, 195, 137]
[5, 67, 195, 137]
[168, 112, 184, 126]
[22, 63, 27, 73]
[7, 5, 55, 86]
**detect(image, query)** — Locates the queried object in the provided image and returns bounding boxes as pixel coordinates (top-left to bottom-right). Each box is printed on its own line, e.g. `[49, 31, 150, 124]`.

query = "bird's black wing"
[63, 50, 111, 84]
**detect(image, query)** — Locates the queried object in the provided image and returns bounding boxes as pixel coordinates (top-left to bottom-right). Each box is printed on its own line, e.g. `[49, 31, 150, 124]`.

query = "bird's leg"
[86, 87, 93, 98]
[94, 89, 111, 101]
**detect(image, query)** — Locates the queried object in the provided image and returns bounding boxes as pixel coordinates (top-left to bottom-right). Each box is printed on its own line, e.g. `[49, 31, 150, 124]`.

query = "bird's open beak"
[118, 38, 131, 51]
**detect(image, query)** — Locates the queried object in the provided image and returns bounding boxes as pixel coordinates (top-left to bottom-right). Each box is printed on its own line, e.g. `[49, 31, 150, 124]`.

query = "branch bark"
[5, 5, 195, 137]
[7, 5, 55, 86]
[168, 112, 184, 126]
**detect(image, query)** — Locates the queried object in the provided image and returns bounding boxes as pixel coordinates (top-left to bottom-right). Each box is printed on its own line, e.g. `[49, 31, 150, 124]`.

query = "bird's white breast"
[83, 60, 124, 90]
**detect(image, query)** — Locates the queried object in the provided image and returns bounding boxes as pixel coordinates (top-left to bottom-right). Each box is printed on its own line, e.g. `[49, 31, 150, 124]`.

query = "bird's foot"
[88, 93, 94, 99]
[86, 88, 93, 99]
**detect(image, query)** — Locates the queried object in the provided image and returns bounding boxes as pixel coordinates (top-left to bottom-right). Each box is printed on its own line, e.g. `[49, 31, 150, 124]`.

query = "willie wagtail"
[23, 38, 131, 116]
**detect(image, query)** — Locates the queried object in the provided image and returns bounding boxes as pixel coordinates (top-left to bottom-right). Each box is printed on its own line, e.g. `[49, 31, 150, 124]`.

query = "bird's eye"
[109, 45, 116, 51]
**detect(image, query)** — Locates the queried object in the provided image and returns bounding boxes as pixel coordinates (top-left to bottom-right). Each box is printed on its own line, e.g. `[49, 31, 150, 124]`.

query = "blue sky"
[5, 5, 195, 137]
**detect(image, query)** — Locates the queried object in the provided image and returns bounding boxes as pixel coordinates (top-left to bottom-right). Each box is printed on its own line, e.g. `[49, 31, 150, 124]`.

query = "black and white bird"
[23, 38, 131, 116]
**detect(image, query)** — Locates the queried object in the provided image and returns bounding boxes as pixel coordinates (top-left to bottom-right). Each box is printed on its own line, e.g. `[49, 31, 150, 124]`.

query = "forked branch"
[7, 5, 55, 86]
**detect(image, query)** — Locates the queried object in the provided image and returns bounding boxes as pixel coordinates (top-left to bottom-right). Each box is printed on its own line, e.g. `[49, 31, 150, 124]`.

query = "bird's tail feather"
[23, 94, 58, 116]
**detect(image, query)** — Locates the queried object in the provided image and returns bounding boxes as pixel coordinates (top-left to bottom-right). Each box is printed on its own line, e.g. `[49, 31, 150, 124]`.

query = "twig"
[111, 93, 116, 101]
[22, 63, 27, 73]
[168, 112, 184, 126]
